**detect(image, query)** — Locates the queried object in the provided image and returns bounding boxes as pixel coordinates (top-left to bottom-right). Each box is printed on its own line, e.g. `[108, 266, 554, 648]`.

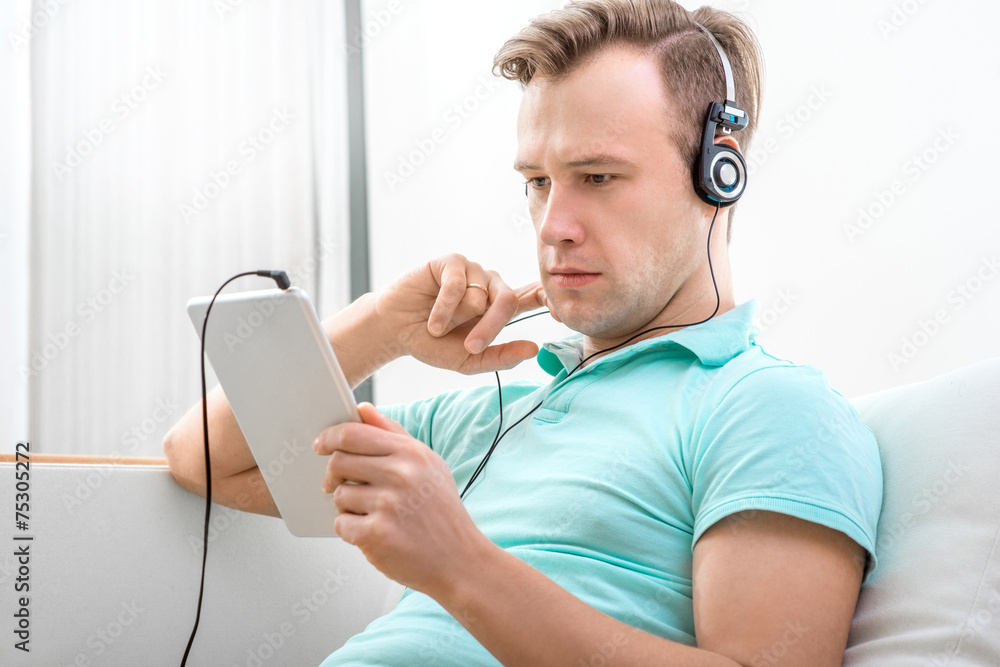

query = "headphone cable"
[180, 270, 290, 667]
[460, 202, 722, 499]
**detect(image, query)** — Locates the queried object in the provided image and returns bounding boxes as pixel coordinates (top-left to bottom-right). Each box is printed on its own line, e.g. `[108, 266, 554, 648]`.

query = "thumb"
[357, 402, 409, 435]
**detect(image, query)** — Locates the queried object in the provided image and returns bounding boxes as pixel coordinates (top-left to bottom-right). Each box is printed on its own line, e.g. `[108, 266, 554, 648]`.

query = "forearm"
[322, 291, 404, 389]
[162, 384, 281, 515]
[432, 540, 743, 667]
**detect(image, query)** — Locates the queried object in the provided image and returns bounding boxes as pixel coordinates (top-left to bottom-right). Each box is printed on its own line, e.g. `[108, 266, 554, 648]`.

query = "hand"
[314, 403, 491, 594]
[372, 253, 553, 375]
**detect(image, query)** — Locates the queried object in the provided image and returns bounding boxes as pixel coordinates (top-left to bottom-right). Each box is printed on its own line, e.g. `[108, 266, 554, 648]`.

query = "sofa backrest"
[846, 358, 1000, 665]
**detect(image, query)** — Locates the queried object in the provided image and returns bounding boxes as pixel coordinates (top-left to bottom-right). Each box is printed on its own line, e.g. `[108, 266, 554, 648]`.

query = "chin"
[552, 296, 659, 340]
[556, 307, 628, 339]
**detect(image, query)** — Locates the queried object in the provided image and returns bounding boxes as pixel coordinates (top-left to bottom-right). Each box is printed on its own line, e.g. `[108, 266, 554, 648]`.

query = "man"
[164, 2, 882, 665]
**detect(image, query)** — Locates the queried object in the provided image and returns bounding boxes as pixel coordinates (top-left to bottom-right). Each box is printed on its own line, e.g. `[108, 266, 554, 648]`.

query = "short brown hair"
[494, 0, 764, 239]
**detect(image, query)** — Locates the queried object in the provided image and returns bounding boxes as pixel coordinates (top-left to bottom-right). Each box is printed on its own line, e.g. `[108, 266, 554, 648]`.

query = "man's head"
[495, 1, 763, 343]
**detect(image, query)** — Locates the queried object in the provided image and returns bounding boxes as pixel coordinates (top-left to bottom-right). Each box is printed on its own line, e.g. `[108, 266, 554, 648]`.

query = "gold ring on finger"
[467, 283, 490, 314]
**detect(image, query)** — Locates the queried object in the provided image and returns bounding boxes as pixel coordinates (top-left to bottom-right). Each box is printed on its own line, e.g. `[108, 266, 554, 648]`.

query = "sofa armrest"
[0, 459, 403, 665]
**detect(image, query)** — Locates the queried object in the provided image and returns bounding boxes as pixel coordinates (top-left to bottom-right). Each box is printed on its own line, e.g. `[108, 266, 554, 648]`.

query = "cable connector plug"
[256, 270, 291, 290]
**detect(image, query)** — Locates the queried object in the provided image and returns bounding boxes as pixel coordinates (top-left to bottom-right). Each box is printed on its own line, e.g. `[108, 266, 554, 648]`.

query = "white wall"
[364, 0, 1000, 406]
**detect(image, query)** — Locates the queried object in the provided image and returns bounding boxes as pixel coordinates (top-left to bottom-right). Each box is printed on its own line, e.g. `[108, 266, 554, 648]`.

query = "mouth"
[548, 268, 601, 289]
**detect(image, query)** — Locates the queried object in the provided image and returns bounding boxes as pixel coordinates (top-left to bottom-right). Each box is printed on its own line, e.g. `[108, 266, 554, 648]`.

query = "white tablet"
[187, 286, 359, 537]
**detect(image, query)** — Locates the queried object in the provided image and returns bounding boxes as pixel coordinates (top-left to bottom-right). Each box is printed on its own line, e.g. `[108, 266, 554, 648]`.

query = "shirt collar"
[536, 300, 761, 377]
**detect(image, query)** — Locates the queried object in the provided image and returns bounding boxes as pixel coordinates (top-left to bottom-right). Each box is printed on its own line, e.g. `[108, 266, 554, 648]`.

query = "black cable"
[180, 270, 290, 667]
[460, 203, 723, 499]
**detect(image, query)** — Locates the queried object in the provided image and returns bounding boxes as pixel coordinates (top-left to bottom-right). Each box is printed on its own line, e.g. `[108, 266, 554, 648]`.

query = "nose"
[537, 184, 585, 247]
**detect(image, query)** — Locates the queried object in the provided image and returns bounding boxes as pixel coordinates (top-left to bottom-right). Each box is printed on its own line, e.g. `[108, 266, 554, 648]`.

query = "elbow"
[162, 427, 205, 497]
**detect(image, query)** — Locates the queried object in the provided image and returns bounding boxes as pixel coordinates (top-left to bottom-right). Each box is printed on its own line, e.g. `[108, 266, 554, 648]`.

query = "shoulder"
[694, 340, 879, 470]
[695, 341, 857, 417]
[688, 342, 883, 576]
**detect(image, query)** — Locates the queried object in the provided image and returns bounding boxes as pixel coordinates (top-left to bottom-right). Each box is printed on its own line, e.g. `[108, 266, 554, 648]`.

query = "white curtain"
[8, 0, 351, 456]
[0, 0, 33, 449]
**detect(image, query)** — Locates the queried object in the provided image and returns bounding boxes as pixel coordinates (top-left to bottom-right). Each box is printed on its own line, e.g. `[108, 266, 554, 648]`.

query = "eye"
[524, 177, 550, 196]
[587, 174, 613, 186]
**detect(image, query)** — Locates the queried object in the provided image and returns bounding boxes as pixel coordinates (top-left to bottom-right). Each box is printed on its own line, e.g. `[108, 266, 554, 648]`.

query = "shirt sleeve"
[377, 384, 504, 463]
[689, 363, 883, 580]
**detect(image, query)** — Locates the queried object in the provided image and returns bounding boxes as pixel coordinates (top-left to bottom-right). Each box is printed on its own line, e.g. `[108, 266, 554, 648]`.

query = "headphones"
[693, 23, 749, 207]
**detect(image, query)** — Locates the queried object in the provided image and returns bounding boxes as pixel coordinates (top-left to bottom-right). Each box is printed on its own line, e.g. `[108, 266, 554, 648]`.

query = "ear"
[713, 134, 741, 153]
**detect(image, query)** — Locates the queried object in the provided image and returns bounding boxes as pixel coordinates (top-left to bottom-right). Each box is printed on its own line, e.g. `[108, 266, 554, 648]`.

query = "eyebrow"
[513, 153, 637, 173]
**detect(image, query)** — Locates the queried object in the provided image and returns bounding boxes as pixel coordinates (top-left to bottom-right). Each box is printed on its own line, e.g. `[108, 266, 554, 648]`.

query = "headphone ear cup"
[696, 141, 747, 207]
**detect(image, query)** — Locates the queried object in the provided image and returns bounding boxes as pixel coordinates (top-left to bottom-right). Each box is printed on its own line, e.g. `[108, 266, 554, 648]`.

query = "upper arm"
[692, 510, 866, 667]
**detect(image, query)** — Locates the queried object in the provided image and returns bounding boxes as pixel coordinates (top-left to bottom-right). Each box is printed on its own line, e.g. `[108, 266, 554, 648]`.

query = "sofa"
[1, 358, 997, 665]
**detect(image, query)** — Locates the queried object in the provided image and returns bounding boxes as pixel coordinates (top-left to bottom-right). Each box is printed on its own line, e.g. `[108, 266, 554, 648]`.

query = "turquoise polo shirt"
[322, 300, 882, 666]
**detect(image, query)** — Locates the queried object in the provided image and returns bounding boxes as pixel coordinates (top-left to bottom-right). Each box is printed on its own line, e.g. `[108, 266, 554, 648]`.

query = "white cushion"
[845, 358, 1000, 665]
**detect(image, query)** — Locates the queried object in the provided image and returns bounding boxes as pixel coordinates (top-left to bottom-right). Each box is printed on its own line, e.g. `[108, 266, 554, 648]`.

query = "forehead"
[515, 46, 678, 168]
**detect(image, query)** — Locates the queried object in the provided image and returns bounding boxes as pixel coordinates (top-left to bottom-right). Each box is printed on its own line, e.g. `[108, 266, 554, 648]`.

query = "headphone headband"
[693, 22, 749, 135]
[691, 21, 749, 207]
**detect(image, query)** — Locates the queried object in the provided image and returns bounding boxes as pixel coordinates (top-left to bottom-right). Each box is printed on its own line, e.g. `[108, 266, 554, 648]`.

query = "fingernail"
[429, 321, 444, 336]
[312, 437, 320, 452]
[468, 339, 484, 354]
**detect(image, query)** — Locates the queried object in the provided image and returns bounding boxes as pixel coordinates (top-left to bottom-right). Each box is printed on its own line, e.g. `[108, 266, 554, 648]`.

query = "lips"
[548, 268, 600, 288]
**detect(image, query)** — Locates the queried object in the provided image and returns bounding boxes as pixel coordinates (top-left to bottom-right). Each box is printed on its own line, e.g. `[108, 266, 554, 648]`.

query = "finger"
[358, 402, 409, 436]
[331, 478, 377, 515]
[312, 421, 399, 457]
[464, 279, 520, 354]
[460, 339, 540, 374]
[512, 282, 547, 316]
[321, 449, 380, 492]
[427, 260, 472, 337]
[513, 282, 562, 322]
[333, 511, 368, 545]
